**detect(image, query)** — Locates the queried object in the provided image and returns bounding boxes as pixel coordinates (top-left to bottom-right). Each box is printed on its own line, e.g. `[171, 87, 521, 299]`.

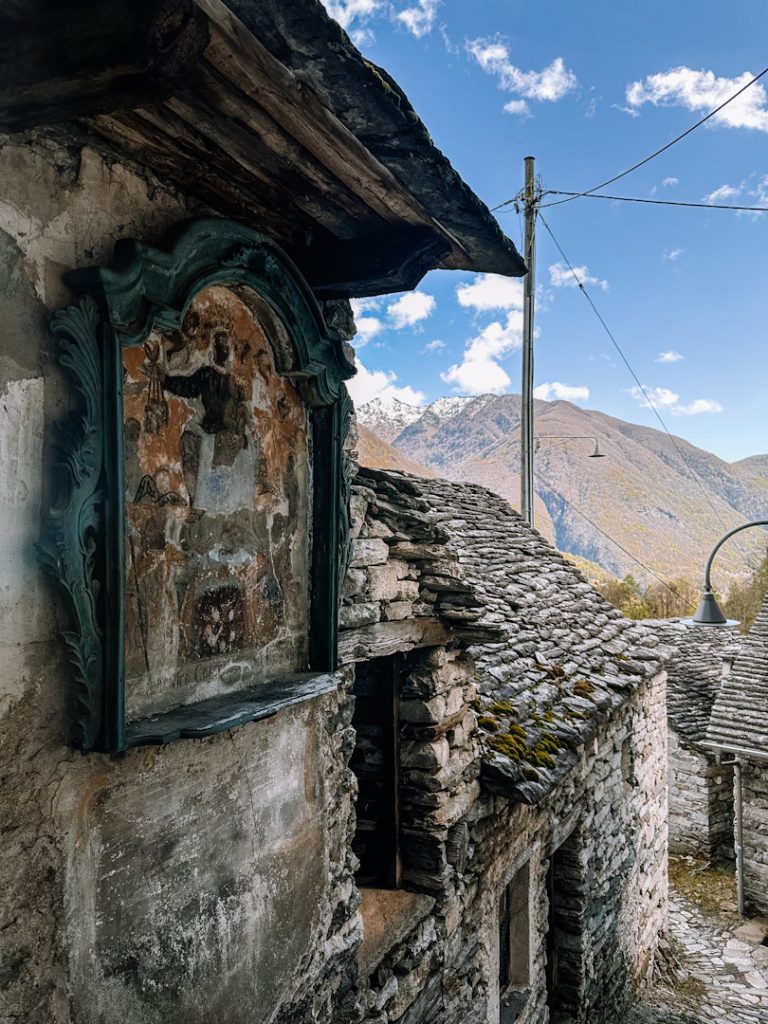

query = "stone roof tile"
[357, 468, 664, 805]
[707, 596, 768, 755]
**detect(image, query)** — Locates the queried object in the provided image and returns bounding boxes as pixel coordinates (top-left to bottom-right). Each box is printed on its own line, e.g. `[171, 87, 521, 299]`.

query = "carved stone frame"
[40, 218, 355, 752]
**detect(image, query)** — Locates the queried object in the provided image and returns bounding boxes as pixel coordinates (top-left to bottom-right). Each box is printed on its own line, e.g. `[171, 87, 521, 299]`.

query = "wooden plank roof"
[0, 0, 525, 297]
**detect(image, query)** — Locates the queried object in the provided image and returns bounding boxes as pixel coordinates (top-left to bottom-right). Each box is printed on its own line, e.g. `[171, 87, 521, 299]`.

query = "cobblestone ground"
[628, 889, 768, 1024]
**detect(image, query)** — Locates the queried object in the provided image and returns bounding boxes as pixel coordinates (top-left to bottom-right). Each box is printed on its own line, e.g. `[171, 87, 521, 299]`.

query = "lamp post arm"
[703, 520, 768, 591]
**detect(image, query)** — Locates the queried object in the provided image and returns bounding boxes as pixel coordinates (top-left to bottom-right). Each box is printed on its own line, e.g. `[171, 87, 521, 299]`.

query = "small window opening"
[498, 861, 531, 1022]
[350, 654, 403, 889]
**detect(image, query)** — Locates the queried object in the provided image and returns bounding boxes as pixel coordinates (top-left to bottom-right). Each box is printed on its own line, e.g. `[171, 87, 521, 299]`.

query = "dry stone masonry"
[651, 619, 739, 863]
[708, 597, 768, 916]
[337, 467, 669, 1024]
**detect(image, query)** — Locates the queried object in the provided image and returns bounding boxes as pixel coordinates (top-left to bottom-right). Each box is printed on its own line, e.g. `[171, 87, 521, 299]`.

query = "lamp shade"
[588, 441, 606, 459]
[683, 590, 740, 628]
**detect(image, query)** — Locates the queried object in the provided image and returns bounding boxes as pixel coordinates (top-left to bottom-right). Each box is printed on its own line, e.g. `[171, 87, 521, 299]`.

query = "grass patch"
[668, 854, 738, 917]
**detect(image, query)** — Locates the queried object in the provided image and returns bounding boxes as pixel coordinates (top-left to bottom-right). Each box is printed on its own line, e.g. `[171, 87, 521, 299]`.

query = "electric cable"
[540, 190, 768, 212]
[491, 64, 768, 213]
[537, 210, 757, 574]
[540, 482, 680, 596]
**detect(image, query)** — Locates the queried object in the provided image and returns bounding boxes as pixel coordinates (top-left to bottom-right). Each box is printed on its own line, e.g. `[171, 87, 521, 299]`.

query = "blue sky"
[323, 0, 768, 463]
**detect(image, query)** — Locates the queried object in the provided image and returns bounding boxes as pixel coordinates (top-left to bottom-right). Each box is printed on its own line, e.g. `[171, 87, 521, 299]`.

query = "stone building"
[0, 3, 668, 1023]
[707, 597, 768, 915]
[650, 620, 737, 863]
[341, 468, 668, 1023]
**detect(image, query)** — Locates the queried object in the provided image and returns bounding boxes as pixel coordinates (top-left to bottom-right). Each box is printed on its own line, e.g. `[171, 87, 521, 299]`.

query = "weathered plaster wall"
[0, 135, 358, 1024]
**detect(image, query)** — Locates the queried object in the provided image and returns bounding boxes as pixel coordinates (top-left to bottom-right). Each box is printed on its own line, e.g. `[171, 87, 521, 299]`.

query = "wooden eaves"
[0, 0, 525, 297]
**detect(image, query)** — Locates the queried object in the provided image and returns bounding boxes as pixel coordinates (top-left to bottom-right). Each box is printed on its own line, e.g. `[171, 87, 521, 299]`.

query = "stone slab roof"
[644, 619, 738, 751]
[707, 597, 768, 756]
[363, 470, 665, 805]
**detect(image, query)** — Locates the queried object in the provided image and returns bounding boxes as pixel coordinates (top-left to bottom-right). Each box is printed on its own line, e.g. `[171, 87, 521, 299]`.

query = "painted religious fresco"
[122, 285, 310, 719]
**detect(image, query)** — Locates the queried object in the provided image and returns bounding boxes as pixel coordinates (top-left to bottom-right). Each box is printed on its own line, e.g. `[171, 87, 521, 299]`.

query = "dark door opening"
[350, 654, 404, 889]
[546, 831, 585, 1024]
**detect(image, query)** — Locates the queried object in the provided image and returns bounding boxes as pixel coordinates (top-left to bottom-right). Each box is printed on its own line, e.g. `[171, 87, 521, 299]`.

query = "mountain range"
[355, 394, 768, 591]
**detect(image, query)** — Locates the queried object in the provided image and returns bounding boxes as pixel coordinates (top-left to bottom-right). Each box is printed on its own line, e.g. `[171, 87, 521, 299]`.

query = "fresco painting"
[122, 285, 310, 718]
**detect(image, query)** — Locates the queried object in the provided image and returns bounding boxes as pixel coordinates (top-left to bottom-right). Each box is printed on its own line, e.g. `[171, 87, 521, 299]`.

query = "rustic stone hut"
[0, 4, 526, 1022]
[707, 597, 768, 915]
[649, 620, 737, 863]
[343, 468, 668, 1024]
[0, 3, 669, 1023]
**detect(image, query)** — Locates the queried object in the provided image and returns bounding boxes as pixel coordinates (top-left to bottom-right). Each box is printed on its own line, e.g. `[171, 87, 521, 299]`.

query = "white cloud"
[468, 40, 577, 110]
[626, 385, 722, 416]
[350, 297, 385, 346]
[387, 290, 436, 329]
[348, 359, 426, 407]
[322, 0, 384, 30]
[424, 339, 446, 352]
[627, 385, 679, 408]
[549, 261, 608, 291]
[503, 99, 531, 118]
[533, 381, 590, 402]
[655, 350, 684, 363]
[662, 176, 679, 187]
[441, 357, 511, 395]
[662, 248, 683, 262]
[703, 183, 741, 204]
[354, 316, 384, 344]
[626, 67, 768, 132]
[672, 398, 724, 416]
[456, 273, 524, 312]
[612, 104, 640, 118]
[397, 0, 441, 37]
[441, 309, 523, 395]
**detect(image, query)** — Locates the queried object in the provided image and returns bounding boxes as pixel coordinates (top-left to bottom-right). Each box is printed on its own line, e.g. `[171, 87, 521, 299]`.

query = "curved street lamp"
[534, 435, 606, 458]
[683, 519, 768, 627]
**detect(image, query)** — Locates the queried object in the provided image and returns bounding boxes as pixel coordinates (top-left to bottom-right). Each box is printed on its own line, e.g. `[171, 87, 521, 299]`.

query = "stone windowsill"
[124, 672, 339, 747]
[357, 887, 435, 978]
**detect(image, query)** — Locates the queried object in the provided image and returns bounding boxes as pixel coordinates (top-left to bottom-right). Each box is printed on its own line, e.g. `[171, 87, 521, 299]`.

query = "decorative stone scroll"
[41, 219, 355, 752]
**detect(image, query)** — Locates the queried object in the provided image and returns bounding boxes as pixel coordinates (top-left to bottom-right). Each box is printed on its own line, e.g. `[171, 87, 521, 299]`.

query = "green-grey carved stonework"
[42, 219, 355, 752]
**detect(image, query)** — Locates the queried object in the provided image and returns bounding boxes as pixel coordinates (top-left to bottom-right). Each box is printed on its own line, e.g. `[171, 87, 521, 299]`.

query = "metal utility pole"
[520, 155, 537, 527]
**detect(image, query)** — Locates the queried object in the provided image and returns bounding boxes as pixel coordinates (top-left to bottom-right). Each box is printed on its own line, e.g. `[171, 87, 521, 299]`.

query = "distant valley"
[356, 394, 768, 592]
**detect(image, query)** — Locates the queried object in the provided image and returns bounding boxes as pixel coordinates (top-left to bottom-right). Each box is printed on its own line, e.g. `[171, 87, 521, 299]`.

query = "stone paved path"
[628, 890, 768, 1024]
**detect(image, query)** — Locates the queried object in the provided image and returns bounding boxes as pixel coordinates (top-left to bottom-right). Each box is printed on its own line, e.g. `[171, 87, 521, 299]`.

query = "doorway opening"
[546, 829, 586, 1023]
[350, 653, 404, 889]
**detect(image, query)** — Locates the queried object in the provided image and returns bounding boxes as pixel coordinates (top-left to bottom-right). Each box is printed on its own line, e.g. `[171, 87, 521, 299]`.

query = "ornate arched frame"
[40, 219, 356, 753]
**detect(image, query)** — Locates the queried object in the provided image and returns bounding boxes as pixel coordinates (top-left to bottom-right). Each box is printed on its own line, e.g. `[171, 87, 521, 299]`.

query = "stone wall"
[1, 132, 668, 1024]
[651, 619, 737, 862]
[740, 762, 768, 917]
[0, 135, 359, 1024]
[341, 470, 668, 1024]
[668, 728, 734, 863]
[343, 665, 668, 1024]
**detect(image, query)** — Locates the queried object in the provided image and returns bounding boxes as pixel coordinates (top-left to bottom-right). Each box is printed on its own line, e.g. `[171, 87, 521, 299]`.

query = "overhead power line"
[541, 482, 680, 596]
[536, 210, 756, 574]
[491, 64, 768, 213]
[540, 190, 768, 213]
[541, 66, 768, 209]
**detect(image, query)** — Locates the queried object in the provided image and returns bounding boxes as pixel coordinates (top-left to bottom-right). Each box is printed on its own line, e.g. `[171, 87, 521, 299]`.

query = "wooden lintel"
[339, 617, 454, 665]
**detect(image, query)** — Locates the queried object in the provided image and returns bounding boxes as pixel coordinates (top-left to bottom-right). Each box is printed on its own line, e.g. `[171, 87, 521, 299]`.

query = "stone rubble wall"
[668, 729, 734, 863]
[352, 669, 668, 1024]
[342, 469, 668, 1024]
[740, 761, 768, 917]
[648, 619, 737, 863]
